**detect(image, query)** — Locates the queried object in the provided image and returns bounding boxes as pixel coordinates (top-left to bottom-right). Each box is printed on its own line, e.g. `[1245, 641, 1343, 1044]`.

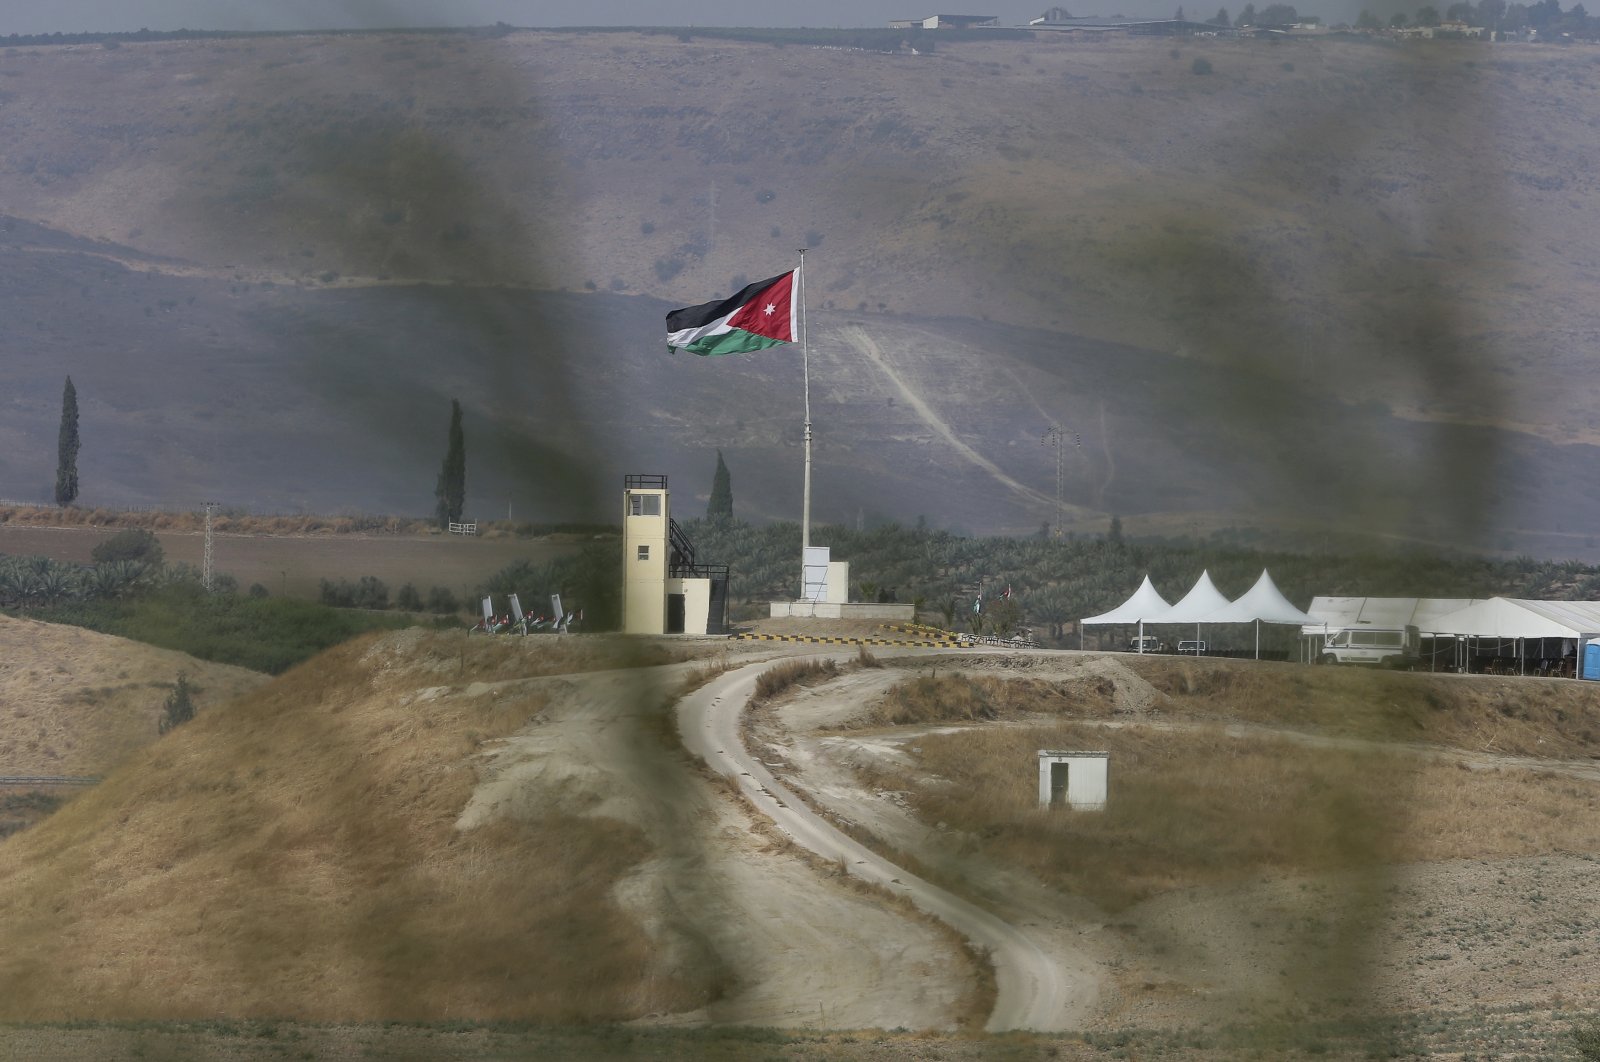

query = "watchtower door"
[666, 593, 686, 634]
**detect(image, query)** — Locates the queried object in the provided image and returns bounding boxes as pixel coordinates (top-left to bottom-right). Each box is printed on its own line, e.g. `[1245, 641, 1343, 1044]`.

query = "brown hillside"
[4, 31, 1600, 547]
[0, 613, 266, 776]
[1, 32, 1595, 439]
[0, 632, 694, 1021]
[0, 632, 971, 1026]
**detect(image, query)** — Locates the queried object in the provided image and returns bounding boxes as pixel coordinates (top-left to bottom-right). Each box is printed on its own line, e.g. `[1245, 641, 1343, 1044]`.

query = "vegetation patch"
[867, 673, 1102, 726]
[28, 583, 409, 674]
[753, 657, 839, 703]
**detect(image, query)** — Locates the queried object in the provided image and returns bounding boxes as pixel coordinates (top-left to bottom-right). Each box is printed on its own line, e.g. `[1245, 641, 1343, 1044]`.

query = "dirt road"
[459, 662, 970, 1030]
[676, 658, 1079, 1032]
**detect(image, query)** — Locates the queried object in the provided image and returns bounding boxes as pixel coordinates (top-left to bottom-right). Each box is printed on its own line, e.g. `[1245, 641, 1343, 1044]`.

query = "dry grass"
[753, 658, 840, 703]
[0, 630, 721, 1022]
[866, 674, 1107, 727]
[0, 613, 268, 776]
[894, 719, 1600, 913]
[1127, 657, 1600, 760]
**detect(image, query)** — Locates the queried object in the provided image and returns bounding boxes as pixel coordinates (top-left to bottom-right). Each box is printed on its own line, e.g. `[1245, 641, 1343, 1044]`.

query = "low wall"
[769, 601, 916, 621]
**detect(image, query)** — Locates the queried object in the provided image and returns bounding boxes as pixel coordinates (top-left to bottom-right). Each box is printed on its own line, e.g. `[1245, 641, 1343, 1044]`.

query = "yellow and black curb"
[880, 623, 971, 643]
[729, 633, 967, 649]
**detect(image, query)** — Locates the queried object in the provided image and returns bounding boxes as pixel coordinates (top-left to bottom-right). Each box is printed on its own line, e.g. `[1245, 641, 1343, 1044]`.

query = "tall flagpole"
[799, 247, 811, 555]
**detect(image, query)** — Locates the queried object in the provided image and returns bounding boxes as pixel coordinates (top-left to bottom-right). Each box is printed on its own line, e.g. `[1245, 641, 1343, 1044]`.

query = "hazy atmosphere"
[2, 3, 1600, 1060]
[2, 0, 1381, 34]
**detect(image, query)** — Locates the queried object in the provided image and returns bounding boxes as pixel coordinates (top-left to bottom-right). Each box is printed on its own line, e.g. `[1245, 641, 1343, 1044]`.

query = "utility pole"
[202, 501, 218, 591]
[1041, 427, 1080, 539]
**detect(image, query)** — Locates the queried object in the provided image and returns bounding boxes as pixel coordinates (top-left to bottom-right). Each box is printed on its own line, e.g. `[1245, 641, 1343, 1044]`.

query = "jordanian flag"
[665, 271, 796, 357]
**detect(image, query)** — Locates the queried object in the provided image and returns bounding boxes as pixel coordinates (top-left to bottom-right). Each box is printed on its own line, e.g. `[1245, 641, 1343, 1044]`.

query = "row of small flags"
[972, 585, 1013, 614]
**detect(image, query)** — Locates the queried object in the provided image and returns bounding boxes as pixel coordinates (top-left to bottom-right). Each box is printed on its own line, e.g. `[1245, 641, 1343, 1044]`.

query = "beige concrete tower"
[622, 474, 670, 635]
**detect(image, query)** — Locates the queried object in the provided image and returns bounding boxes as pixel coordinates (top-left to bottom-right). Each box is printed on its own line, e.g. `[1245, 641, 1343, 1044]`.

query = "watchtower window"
[637, 545, 650, 561]
[630, 494, 661, 517]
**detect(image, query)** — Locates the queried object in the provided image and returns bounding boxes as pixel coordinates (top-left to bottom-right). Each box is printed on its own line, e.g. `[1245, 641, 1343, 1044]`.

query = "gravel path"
[677, 659, 1078, 1033]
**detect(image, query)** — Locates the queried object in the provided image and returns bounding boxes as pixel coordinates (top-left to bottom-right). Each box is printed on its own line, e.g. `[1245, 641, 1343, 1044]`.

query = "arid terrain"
[3, 32, 1600, 548]
[0, 612, 265, 776]
[0, 614, 1596, 1058]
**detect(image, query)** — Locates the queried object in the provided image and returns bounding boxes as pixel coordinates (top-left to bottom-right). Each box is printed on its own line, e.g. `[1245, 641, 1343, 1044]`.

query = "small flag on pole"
[665, 272, 796, 357]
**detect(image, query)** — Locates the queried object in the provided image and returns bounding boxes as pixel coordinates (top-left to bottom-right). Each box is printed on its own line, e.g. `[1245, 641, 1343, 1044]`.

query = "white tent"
[1304, 597, 1478, 635]
[1080, 575, 1172, 652]
[1148, 570, 1233, 649]
[1199, 569, 1313, 659]
[1427, 597, 1580, 639]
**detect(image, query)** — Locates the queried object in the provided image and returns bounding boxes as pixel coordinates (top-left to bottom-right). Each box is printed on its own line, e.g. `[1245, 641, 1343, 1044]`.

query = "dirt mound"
[0, 613, 267, 776]
[0, 631, 967, 1028]
[0, 632, 697, 1022]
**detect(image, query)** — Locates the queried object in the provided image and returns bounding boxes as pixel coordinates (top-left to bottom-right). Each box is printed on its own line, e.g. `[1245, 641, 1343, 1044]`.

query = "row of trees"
[1176, 0, 1595, 32]
[1354, 0, 1598, 33]
[677, 514, 1600, 645]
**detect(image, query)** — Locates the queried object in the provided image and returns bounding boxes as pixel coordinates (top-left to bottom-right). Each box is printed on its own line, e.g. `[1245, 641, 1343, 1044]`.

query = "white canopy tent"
[1427, 597, 1585, 640]
[1425, 597, 1600, 676]
[1198, 569, 1314, 659]
[1147, 569, 1233, 648]
[1304, 597, 1478, 636]
[1079, 574, 1172, 652]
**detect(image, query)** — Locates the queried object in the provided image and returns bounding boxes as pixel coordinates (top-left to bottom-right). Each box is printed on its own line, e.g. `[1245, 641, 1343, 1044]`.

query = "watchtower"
[622, 474, 729, 635]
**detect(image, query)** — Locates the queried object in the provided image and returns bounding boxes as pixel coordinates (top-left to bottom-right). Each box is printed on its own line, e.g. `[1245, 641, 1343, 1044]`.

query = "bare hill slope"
[0, 613, 266, 776]
[0, 632, 971, 1026]
[3, 31, 1599, 547]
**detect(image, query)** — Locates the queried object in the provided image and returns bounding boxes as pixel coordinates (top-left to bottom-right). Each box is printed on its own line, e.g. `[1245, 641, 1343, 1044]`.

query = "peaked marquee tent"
[1150, 569, 1233, 647]
[1079, 575, 1172, 651]
[1198, 569, 1315, 659]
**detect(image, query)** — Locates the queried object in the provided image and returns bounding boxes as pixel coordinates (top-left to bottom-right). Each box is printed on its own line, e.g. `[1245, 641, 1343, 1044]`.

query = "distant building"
[888, 14, 1001, 29]
[1029, 13, 1222, 36]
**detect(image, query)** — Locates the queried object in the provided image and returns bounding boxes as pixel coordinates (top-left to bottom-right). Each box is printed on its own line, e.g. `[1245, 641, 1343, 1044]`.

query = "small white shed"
[1037, 750, 1108, 810]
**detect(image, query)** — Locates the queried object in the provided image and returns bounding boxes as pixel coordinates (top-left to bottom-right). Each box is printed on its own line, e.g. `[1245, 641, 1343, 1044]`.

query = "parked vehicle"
[1318, 625, 1420, 668]
[1127, 635, 1166, 654]
[1177, 640, 1207, 655]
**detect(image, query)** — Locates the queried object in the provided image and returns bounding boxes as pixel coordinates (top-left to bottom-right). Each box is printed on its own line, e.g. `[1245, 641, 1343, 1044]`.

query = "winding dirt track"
[676, 658, 1075, 1033]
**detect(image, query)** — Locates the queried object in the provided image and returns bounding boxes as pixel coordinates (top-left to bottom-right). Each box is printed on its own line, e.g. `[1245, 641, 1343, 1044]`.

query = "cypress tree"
[55, 376, 80, 507]
[707, 450, 733, 521]
[435, 398, 466, 527]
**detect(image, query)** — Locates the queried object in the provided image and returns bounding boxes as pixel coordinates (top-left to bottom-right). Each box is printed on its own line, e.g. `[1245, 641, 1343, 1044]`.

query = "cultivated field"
[0, 523, 582, 602]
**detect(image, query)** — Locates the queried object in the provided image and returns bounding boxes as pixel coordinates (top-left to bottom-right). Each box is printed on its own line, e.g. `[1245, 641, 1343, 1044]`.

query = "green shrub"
[91, 528, 163, 566]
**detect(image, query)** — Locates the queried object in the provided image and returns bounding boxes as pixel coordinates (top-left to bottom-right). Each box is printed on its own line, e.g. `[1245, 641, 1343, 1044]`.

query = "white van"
[1318, 626, 1419, 668]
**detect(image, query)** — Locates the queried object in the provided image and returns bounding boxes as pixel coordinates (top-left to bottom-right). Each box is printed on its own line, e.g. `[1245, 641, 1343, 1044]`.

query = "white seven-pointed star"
[763, 302, 777, 315]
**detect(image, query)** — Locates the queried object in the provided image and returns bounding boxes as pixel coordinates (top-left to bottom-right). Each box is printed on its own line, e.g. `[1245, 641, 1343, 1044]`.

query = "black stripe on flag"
[664, 273, 791, 332]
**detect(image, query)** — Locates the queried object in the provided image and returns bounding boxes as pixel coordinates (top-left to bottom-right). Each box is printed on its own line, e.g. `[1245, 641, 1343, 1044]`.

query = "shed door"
[1050, 762, 1068, 806]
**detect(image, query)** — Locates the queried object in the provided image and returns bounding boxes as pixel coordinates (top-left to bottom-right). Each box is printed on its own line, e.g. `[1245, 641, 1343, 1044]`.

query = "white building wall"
[1037, 750, 1108, 810]
[665, 577, 712, 636]
[826, 561, 851, 604]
